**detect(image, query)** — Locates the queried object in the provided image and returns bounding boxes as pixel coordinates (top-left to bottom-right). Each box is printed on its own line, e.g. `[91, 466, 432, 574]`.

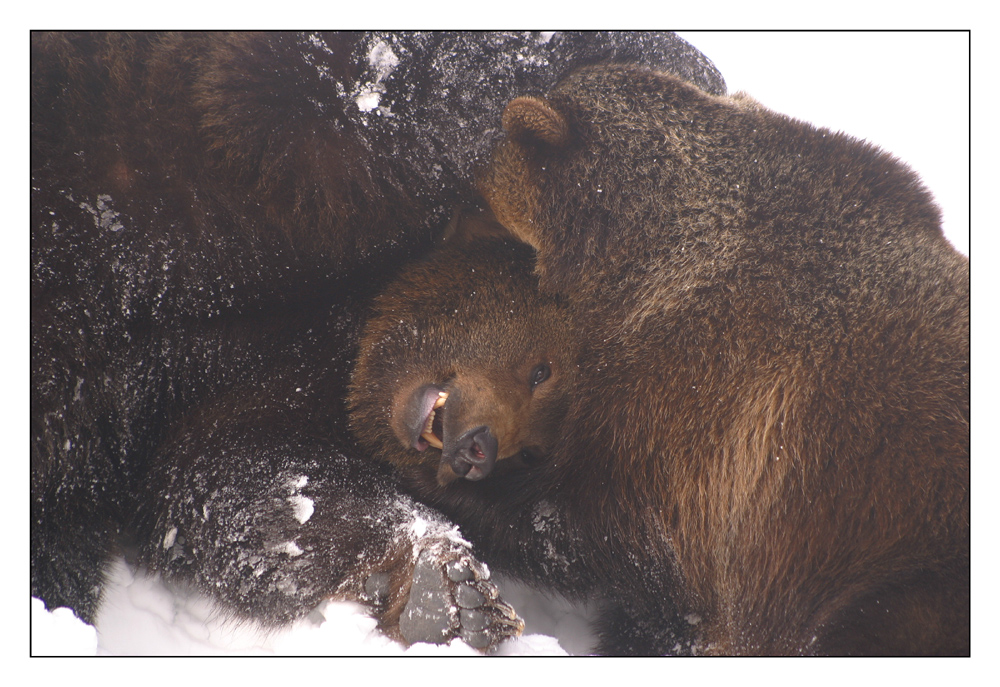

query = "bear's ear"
[502, 96, 570, 148]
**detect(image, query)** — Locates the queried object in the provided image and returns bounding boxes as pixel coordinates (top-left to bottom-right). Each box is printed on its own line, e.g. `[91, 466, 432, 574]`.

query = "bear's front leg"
[134, 421, 522, 652]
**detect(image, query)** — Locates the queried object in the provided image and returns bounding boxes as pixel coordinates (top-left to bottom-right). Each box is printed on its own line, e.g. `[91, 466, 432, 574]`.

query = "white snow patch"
[288, 494, 314, 524]
[162, 526, 177, 550]
[495, 633, 569, 656]
[31, 598, 99, 656]
[355, 39, 400, 115]
[532, 500, 557, 532]
[492, 577, 598, 656]
[411, 515, 428, 539]
[279, 540, 304, 556]
[284, 475, 314, 524]
[403, 638, 480, 656]
[367, 40, 399, 82]
[355, 90, 381, 112]
[305, 33, 333, 55]
[77, 193, 125, 232]
[33, 558, 599, 655]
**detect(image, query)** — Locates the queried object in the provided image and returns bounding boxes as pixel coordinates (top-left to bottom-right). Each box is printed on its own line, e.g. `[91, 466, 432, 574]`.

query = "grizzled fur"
[479, 65, 970, 654]
[353, 64, 969, 654]
[31, 31, 724, 645]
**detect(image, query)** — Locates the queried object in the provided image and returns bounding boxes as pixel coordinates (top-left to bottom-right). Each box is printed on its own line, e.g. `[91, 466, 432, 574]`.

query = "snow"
[286, 475, 314, 524]
[410, 515, 429, 539]
[31, 558, 596, 656]
[367, 40, 400, 81]
[355, 39, 401, 114]
[287, 494, 314, 524]
[162, 526, 177, 550]
[20, 31, 985, 667]
[30, 599, 98, 657]
[355, 90, 382, 114]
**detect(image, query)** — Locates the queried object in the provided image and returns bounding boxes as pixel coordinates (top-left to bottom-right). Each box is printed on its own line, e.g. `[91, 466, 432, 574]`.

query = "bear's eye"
[529, 363, 551, 389]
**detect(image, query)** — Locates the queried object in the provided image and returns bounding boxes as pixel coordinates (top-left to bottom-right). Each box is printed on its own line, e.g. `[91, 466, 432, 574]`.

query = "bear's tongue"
[420, 391, 448, 449]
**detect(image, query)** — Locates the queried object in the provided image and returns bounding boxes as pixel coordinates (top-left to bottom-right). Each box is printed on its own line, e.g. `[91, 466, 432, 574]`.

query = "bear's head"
[349, 238, 576, 486]
[478, 64, 741, 300]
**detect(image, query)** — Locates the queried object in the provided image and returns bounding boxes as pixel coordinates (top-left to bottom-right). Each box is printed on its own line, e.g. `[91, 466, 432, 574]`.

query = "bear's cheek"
[494, 396, 552, 461]
[526, 384, 571, 452]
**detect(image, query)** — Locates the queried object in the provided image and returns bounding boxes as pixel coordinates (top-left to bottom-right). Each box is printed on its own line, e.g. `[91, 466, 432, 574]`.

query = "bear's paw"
[393, 547, 523, 650]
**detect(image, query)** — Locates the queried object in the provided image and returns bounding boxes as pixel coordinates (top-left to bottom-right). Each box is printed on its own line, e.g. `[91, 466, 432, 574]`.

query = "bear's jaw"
[419, 391, 449, 450]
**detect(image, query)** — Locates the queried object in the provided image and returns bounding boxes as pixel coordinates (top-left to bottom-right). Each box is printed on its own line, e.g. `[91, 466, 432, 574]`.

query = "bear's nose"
[442, 425, 498, 481]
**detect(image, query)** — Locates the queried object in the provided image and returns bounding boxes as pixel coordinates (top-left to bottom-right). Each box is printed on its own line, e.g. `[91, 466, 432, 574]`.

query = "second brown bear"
[352, 65, 970, 655]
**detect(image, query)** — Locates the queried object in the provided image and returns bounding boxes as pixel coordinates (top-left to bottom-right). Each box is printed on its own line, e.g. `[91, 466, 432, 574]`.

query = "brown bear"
[350, 237, 576, 486]
[31, 31, 726, 650]
[353, 64, 970, 655]
[349, 235, 614, 636]
[481, 64, 971, 655]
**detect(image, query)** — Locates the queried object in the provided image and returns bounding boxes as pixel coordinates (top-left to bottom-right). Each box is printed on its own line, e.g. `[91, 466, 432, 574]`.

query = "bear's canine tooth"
[422, 431, 444, 450]
[420, 392, 448, 449]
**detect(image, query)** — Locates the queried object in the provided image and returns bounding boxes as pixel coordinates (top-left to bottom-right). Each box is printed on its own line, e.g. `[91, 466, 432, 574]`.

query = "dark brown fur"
[33, 32, 726, 644]
[350, 238, 576, 484]
[352, 64, 969, 655]
[31, 30, 440, 630]
[479, 65, 970, 655]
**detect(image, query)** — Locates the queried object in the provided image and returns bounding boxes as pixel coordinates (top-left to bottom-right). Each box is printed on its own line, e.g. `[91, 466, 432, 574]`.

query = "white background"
[677, 31, 969, 256]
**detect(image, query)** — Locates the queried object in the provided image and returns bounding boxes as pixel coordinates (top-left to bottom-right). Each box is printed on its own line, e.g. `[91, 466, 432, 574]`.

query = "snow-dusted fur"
[30, 31, 724, 650]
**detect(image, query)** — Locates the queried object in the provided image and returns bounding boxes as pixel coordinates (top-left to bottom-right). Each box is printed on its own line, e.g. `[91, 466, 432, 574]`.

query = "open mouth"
[416, 390, 448, 450]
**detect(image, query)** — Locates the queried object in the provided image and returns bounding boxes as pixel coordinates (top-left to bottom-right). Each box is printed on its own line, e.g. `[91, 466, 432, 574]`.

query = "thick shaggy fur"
[354, 65, 969, 655]
[31, 31, 723, 644]
[480, 65, 970, 655]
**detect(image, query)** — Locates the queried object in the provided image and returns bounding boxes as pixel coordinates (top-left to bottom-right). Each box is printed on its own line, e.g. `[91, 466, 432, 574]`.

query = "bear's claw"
[396, 549, 523, 650]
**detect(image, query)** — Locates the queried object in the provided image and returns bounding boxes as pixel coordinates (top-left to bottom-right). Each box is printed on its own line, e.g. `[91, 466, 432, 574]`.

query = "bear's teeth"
[420, 392, 448, 449]
[422, 430, 443, 450]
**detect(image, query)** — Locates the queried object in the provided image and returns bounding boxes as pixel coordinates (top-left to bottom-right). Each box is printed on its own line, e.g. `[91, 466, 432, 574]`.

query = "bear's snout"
[442, 425, 498, 483]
